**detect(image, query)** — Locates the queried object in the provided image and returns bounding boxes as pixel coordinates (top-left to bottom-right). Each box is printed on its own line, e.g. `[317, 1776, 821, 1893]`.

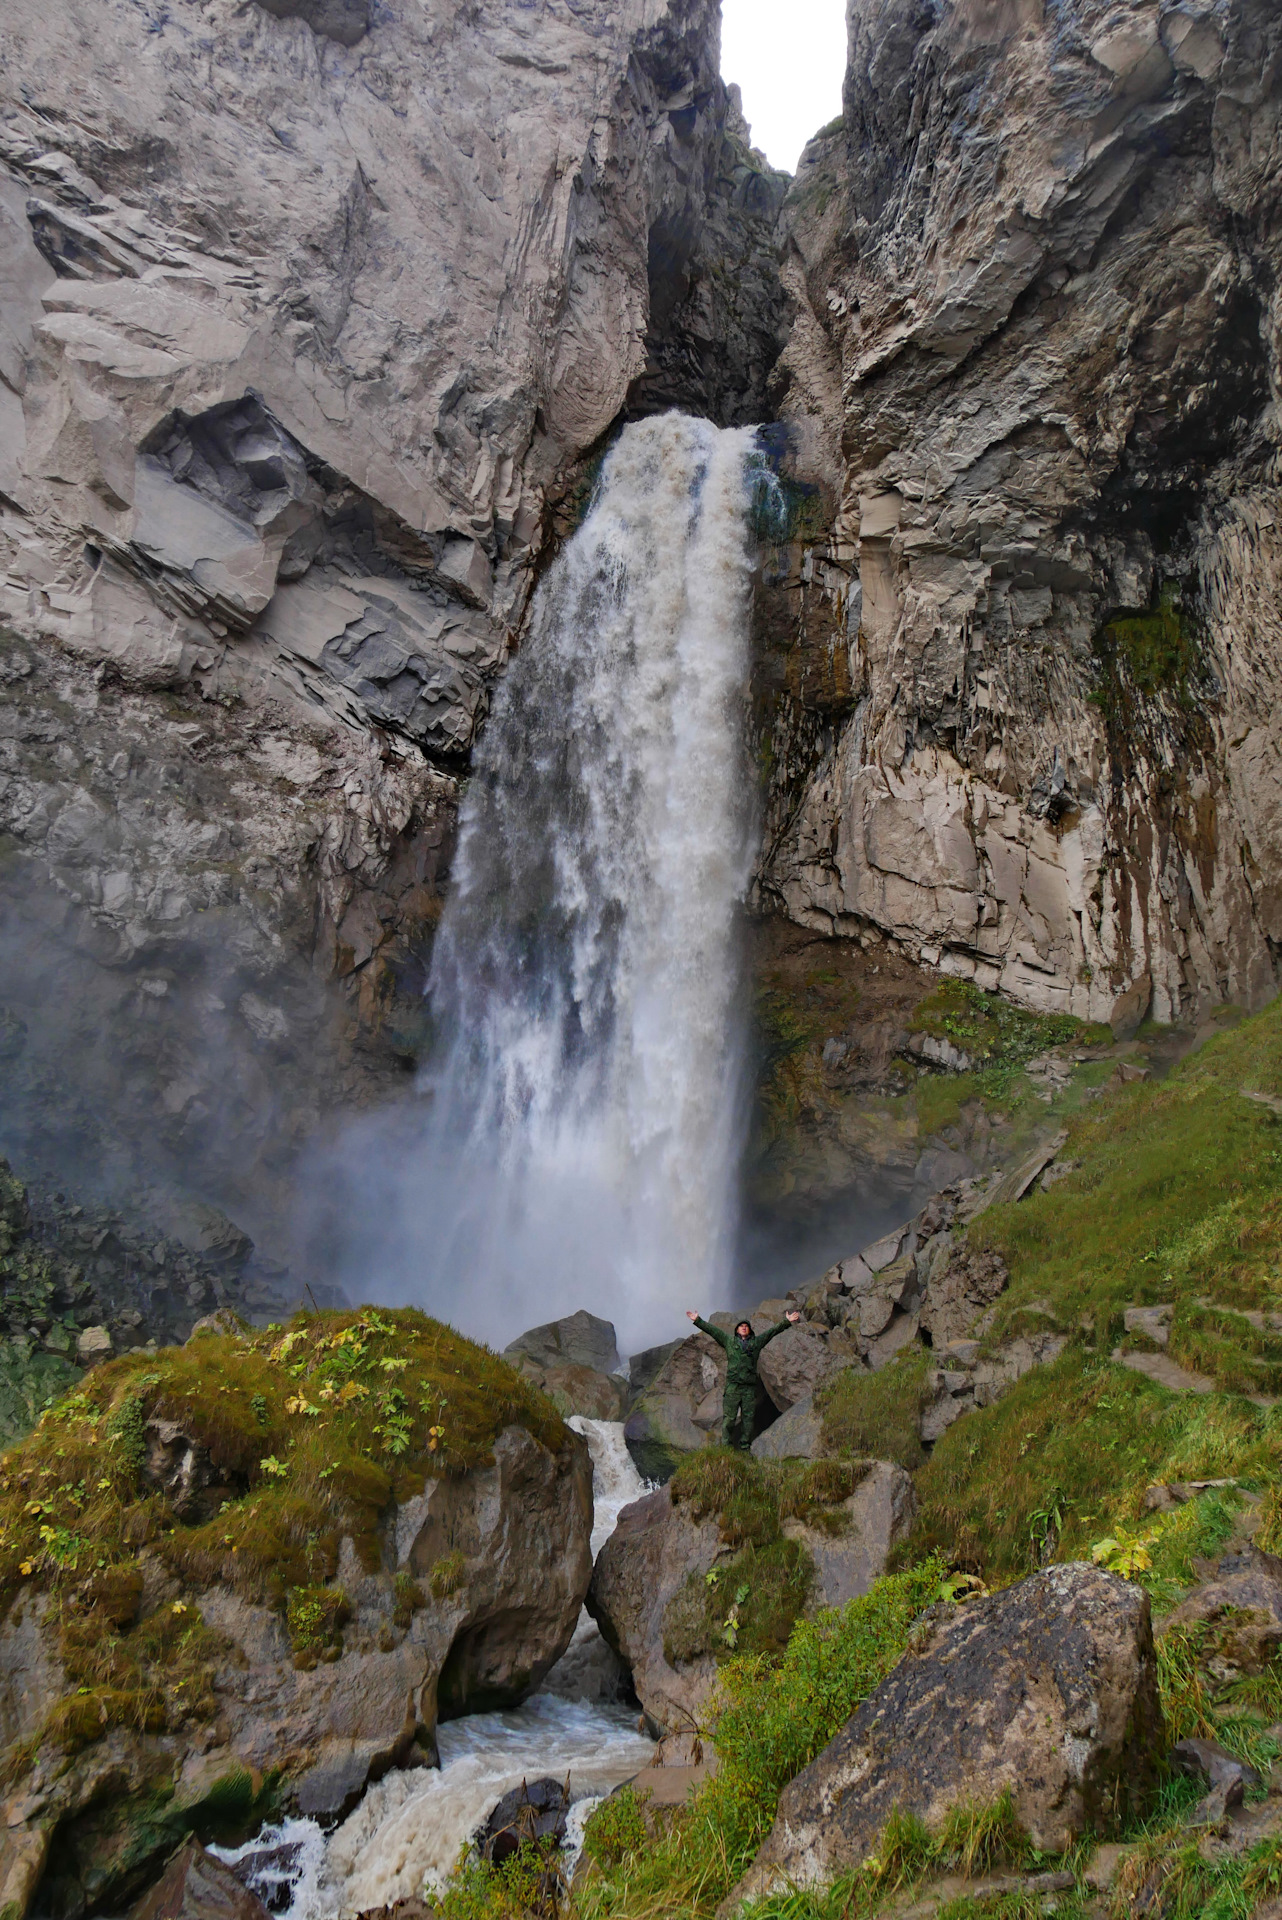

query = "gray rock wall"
[760, 0, 1282, 1030]
[0, 0, 785, 1239]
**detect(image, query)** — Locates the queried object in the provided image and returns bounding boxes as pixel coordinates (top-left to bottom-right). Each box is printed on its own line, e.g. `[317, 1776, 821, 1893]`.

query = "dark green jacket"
[694, 1316, 791, 1389]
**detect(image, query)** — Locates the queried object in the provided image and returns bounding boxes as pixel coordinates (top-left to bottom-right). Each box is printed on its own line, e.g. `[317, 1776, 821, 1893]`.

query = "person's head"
[735, 1321, 753, 1339]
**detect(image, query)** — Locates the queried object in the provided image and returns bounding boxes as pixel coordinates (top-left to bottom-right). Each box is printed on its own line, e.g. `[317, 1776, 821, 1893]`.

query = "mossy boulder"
[588, 1451, 914, 1733]
[0, 1307, 592, 1920]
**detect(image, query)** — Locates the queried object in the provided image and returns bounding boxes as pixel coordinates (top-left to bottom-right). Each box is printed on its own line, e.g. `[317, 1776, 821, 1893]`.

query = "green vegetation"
[286, 1583, 351, 1664]
[909, 978, 1112, 1124]
[0, 1343, 79, 1447]
[816, 1348, 933, 1470]
[0, 1307, 566, 1776]
[0, 1159, 85, 1438]
[568, 1560, 947, 1920]
[662, 1452, 872, 1662]
[429, 1547, 468, 1599]
[950, 995, 1282, 1374]
[1094, 581, 1202, 704]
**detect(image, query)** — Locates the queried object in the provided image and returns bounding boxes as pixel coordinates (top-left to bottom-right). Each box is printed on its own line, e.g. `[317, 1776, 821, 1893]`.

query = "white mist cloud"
[720, 0, 848, 175]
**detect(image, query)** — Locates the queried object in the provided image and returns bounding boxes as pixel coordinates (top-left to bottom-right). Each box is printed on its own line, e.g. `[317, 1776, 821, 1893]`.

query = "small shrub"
[393, 1570, 424, 1628]
[937, 1788, 1026, 1878]
[1109, 1824, 1206, 1919]
[286, 1585, 350, 1662]
[435, 1839, 564, 1920]
[776, 1458, 868, 1532]
[429, 1549, 467, 1599]
[106, 1394, 148, 1476]
[669, 1447, 755, 1518]
[862, 1805, 934, 1890]
[581, 1785, 651, 1869]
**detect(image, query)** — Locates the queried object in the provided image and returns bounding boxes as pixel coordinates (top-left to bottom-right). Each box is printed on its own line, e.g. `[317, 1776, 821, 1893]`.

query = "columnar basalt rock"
[760, 0, 1282, 1029]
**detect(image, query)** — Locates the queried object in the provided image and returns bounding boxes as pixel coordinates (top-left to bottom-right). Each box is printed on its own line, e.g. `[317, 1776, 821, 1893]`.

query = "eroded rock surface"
[761, 0, 1282, 1029]
[0, 0, 785, 1241]
[733, 1564, 1162, 1903]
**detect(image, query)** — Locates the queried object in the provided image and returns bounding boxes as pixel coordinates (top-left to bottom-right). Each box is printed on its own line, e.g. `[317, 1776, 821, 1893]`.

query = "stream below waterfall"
[244, 413, 775, 1912]
[214, 1421, 655, 1916]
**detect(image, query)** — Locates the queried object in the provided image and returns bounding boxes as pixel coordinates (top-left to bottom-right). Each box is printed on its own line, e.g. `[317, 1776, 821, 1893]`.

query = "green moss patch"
[0, 1307, 567, 1775]
[816, 1349, 933, 1471]
[1094, 581, 1202, 704]
[663, 1453, 872, 1663]
[911, 979, 1109, 1081]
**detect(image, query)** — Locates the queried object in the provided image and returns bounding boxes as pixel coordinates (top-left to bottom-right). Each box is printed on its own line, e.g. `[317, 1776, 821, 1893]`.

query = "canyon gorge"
[1, 0, 1282, 1915]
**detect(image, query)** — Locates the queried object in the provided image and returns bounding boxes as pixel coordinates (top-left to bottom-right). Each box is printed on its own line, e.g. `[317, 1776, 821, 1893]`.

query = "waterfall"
[346, 413, 762, 1353]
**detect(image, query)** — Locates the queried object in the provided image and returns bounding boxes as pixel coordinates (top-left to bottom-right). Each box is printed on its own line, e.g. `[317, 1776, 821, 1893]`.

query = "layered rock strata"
[760, 0, 1282, 1029]
[0, 0, 785, 1233]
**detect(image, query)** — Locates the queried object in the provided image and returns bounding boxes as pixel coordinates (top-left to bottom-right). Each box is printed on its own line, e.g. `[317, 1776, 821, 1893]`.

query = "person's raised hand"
[785, 1310, 801, 1323]
[686, 1310, 698, 1322]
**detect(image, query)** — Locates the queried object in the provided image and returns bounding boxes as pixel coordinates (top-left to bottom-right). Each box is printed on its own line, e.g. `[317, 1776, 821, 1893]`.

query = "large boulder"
[732, 1564, 1162, 1905]
[623, 1331, 730, 1480]
[751, 1393, 824, 1461]
[538, 1364, 626, 1422]
[587, 1484, 722, 1732]
[919, 1244, 1011, 1348]
[756, 1324, 847, 1412]
[787, 1463, 916, 1610]
[129, 1844, 269, 1920]
[588, 1462, 915, 1731]
[0, 1314, 595, 1920]
[502, 1311, 622, 1379]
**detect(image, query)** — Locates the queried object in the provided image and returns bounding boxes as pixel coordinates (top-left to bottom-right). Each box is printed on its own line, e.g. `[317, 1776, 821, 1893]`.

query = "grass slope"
[906, 997, 1282, 1587]
[440, 996, 1282, 1920]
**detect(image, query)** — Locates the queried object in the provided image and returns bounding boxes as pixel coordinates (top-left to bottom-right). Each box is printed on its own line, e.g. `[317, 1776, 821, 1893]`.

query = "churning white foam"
[215, 1422, 656, 1916]
[331, 413, 761, 1353]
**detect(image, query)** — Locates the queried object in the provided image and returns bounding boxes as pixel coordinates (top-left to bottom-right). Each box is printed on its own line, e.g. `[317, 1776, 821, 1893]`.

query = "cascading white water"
[214, 1422, 655, 1917]
[342, 413, 762, 1352]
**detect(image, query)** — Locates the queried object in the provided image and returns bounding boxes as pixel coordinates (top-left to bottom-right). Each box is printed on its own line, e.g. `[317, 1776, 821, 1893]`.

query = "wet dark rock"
[129, 1843, 271, 1920]
[142, 1417, 246, 1523]
[503, 1311, 622, 1379]
[628, 1340, 682, 1400]
[223, 1842, 304, 1915]
[536, 1364, 626, 1422]
[479, 1775, 570, 1864]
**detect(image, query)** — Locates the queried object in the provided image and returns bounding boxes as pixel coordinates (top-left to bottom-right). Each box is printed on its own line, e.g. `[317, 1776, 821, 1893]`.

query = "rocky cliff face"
[0, 0, 785, 1238]
[759, 0, 1282, 1031]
